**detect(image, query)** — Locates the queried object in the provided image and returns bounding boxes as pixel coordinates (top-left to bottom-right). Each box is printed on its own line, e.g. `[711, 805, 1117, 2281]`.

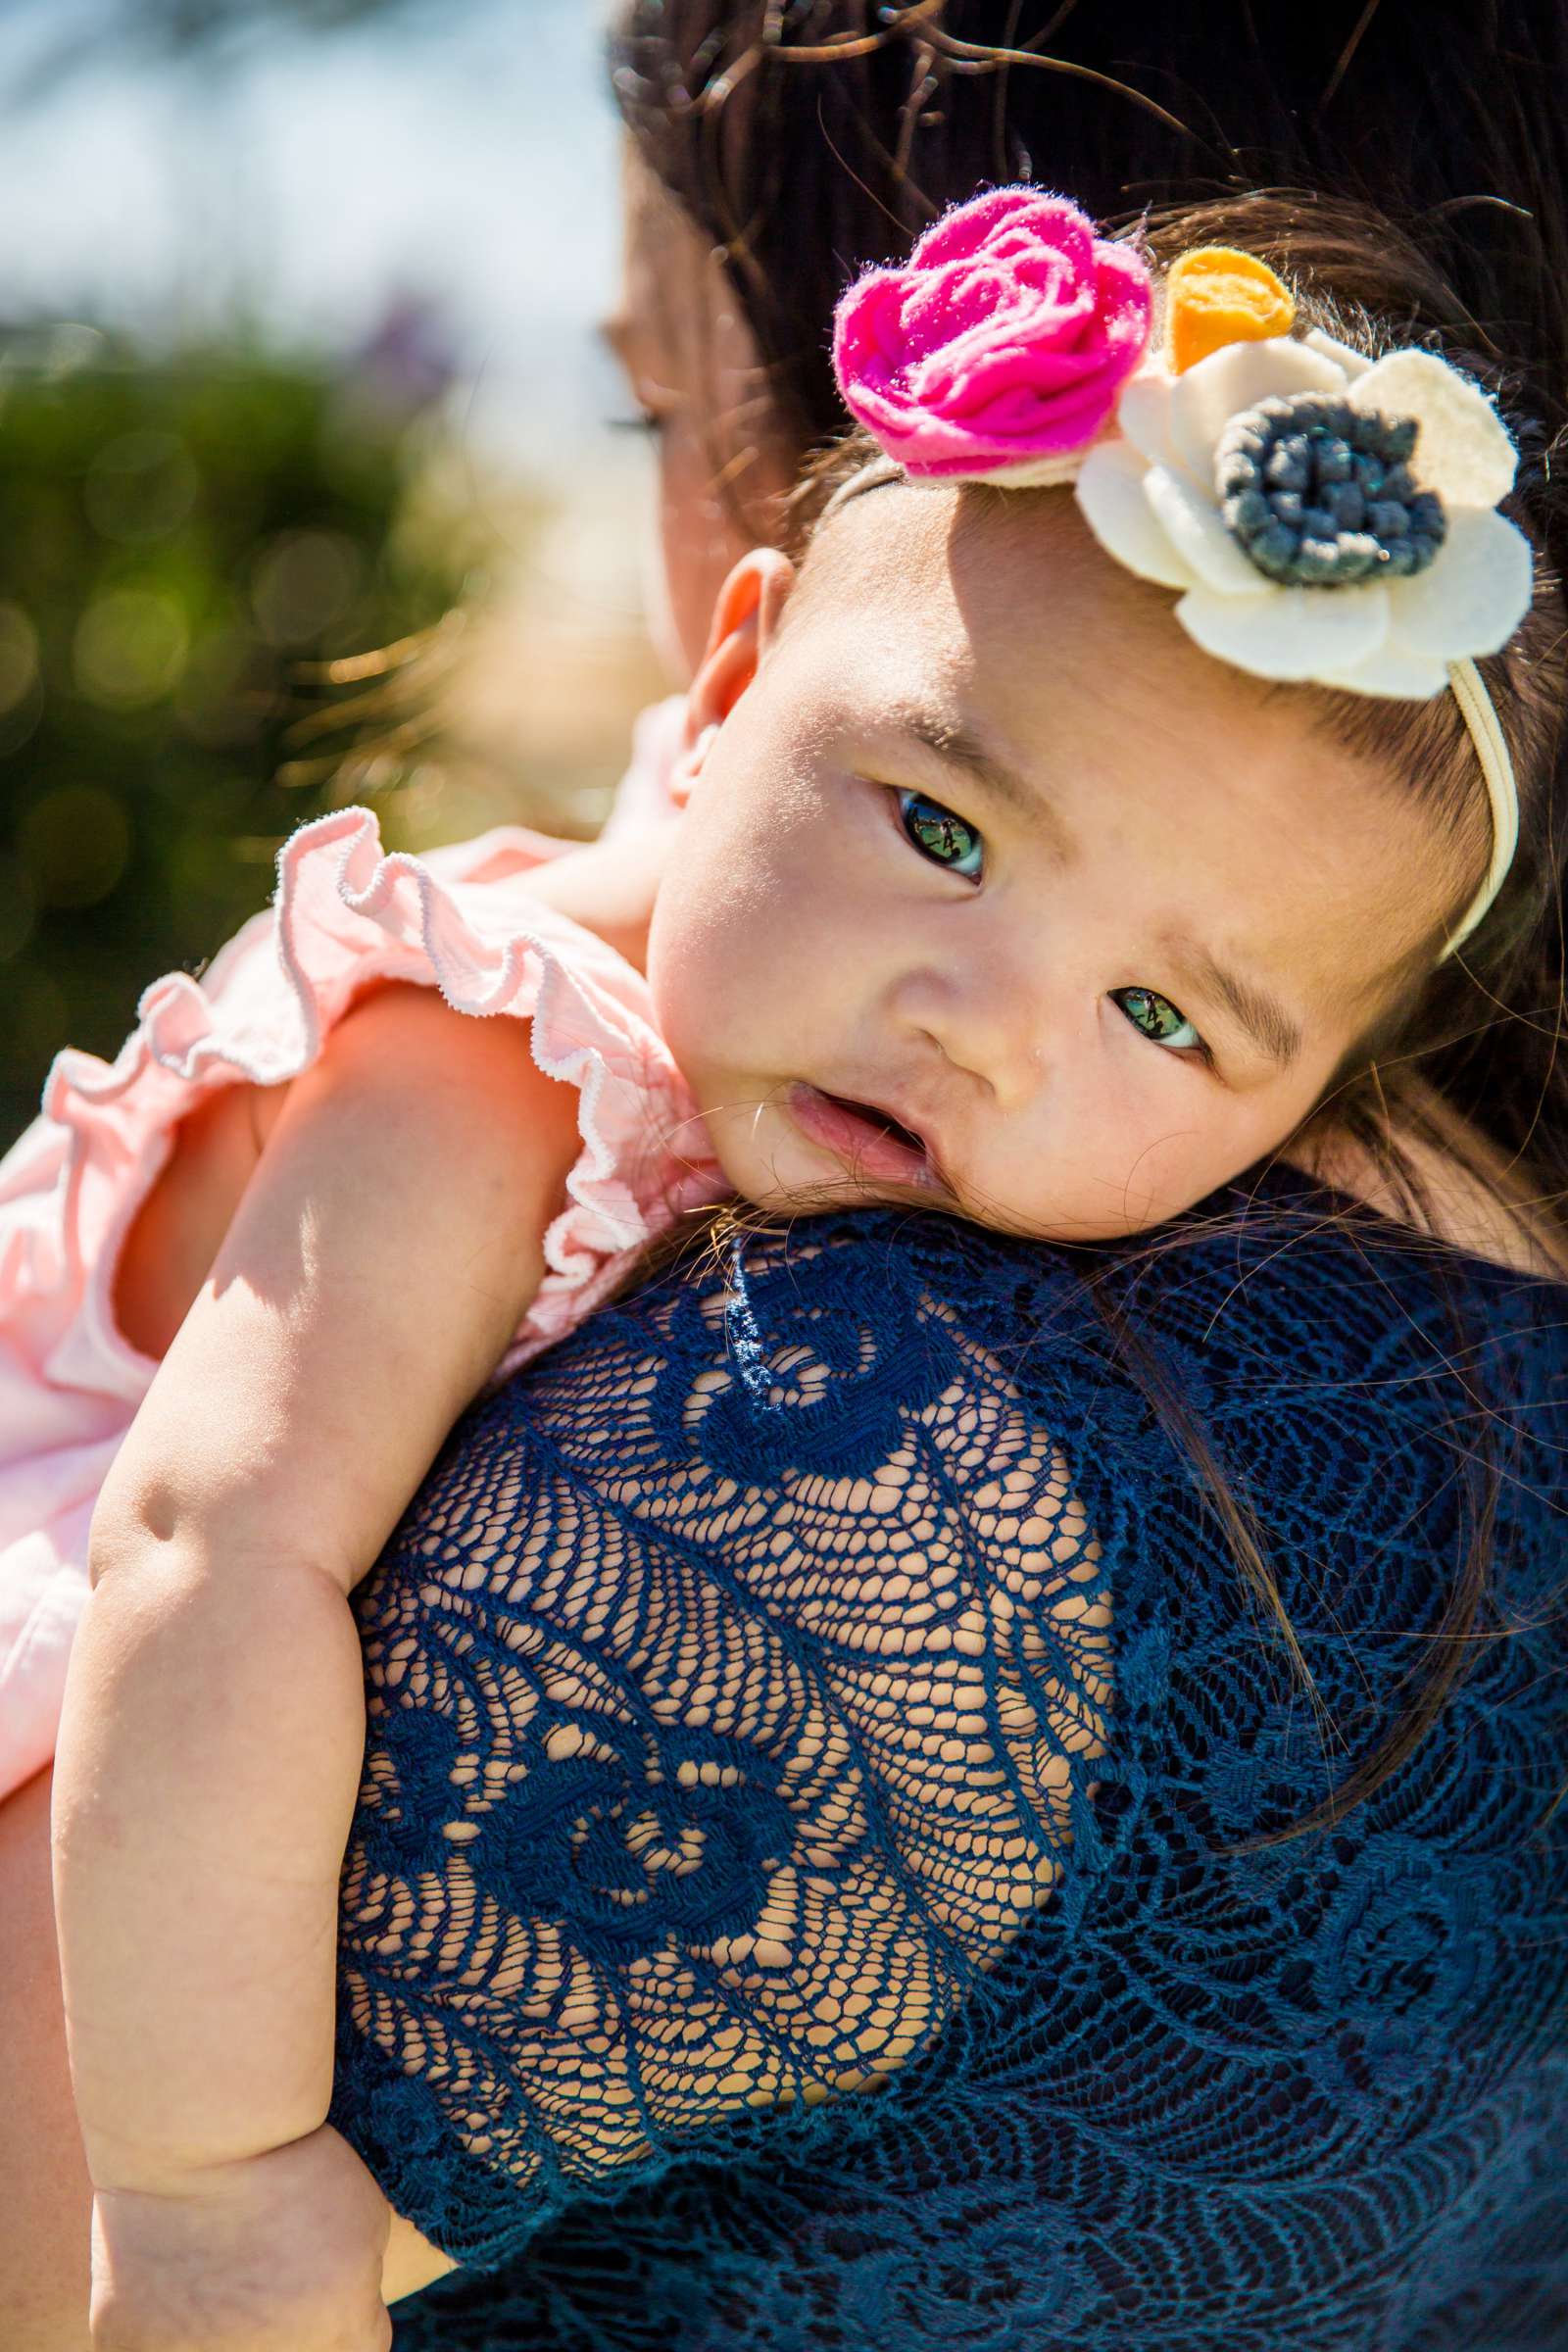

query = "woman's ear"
[669, 549, 796, 805]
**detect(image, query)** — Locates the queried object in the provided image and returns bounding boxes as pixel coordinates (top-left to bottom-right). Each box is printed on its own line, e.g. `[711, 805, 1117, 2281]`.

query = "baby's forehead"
[797, 471, 1190, 674]
[795, 474, 956, 614]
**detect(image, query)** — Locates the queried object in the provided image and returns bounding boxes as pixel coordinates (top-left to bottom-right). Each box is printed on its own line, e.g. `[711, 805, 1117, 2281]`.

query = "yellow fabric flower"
[1165, 248, 1296, 375]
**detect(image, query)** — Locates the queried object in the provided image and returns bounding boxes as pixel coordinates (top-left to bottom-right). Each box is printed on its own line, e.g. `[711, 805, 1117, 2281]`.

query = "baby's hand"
[88, 2125, 392, 2352]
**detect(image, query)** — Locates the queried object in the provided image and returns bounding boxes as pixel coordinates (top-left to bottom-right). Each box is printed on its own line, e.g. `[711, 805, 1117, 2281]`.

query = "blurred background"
[0, 0, 665, 1145]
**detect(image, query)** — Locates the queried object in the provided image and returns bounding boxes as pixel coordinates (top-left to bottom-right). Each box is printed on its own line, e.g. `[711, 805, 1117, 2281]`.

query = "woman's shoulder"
[624, 1170, 1568, 1390]
[339, 1175, 1568, 2287]
[567, 1181, 1568, 1596]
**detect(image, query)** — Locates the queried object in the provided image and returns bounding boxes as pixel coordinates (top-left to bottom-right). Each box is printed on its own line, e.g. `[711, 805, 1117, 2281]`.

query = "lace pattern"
[325, 1192, 1568, 2349]
[332, 1221, 1117, 2268]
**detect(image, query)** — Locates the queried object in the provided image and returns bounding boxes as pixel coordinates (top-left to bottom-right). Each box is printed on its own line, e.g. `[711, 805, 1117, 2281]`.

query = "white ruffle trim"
[18, 807, 722, 1388]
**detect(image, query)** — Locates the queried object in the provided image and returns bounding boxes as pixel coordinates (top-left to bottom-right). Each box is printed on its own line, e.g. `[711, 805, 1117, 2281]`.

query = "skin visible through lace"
[337, 1276, 1111, 2180]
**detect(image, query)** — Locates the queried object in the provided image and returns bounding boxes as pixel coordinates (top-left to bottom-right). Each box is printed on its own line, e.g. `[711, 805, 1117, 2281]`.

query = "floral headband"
[831, 188, 1532, 956]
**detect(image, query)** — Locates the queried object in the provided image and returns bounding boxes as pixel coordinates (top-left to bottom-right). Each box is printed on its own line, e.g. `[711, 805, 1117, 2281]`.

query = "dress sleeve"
[328, 1213, 1129, 2271]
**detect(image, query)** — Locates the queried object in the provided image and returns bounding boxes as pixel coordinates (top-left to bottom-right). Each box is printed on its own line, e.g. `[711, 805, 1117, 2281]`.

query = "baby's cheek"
[1084, 1098, 1301, 1235]
[650, 880, 773, 1085]
[648, 790, 872, 1104]
[987, 1096, 1238, 1242]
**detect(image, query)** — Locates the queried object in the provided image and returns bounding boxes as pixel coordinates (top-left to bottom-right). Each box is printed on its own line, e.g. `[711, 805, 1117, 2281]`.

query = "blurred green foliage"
[0, 327, 467, 1147]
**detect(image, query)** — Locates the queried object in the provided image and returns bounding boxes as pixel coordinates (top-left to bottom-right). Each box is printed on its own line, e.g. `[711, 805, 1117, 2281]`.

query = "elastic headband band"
[817, 462, 1520, 962]
[1444, 657, 1519, 956]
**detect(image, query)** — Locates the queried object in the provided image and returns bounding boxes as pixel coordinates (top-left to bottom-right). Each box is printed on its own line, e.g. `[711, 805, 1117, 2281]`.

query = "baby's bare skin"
[0, 1767, 94, 2351]
[0, 1767, 450, 2350]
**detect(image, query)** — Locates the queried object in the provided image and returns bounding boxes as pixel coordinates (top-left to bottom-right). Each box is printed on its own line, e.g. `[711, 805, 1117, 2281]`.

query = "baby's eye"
[1111, 986, 1206, 1055]
[897, 789, 984, 880]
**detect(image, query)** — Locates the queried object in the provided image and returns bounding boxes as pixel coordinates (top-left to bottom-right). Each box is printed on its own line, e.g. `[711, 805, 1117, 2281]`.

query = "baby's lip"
[786, 1083, 946, 1191]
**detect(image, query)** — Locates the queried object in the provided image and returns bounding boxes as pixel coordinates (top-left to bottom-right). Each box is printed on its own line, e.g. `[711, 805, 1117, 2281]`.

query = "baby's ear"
[671, 549, 795, 804]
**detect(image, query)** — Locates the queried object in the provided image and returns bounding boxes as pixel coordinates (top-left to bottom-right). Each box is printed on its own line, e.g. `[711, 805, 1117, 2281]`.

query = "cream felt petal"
[1115, 370, 1180, 466]
[1143, 465, 1263, 593]
[975, 448, 1102, 491]
[1177, 579, 1390, 679]
[1301, 327, 1373, 380]
[1380, 508, 1535, 659]
[1074, 441, 1200, 590]
[1168, 335, 1348, 481]
[1315, 642, 1450, 698]
[1348, 351, 1517, 505]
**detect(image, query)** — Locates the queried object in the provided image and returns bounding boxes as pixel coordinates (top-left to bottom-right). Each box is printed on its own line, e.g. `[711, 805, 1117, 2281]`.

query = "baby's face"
[648, 480, 1456, 1241]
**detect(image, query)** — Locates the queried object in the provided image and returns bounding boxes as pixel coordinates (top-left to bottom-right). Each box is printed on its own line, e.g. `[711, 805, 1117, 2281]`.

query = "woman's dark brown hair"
[611, 2, 1568, 512]
[611, 3, 1568, 1831]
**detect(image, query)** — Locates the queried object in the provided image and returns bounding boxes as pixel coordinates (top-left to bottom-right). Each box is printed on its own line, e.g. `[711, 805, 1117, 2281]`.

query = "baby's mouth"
[786, 1084, 940, 1190]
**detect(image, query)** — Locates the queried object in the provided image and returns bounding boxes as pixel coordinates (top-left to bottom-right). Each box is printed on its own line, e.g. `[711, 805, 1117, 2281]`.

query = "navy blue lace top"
[328, 1178, 1568, 2352]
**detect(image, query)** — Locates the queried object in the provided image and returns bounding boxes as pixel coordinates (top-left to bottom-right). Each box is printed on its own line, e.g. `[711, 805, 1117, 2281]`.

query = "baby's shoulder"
[114, 982, 556, 1361]
[318, 975, 553, 1103]
[116, 1080, 272, 1358]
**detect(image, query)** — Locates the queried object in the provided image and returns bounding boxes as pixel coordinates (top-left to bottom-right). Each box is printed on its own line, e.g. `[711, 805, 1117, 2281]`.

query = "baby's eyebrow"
[1178, 938, 1303, 1068]
[893, 708, 1302, 1068]
[902, 710, 1078, 863]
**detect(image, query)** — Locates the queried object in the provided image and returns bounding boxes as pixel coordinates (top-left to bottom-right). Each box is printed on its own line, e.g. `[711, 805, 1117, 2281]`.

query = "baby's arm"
[51, 982, 582, 2335]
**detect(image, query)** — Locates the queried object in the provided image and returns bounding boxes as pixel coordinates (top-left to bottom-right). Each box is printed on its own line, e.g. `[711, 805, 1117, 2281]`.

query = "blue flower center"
[1214, 392, 1447, 587]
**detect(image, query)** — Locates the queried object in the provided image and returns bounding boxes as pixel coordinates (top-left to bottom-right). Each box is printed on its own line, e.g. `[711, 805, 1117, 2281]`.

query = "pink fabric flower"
[833, 188, 1152, 486]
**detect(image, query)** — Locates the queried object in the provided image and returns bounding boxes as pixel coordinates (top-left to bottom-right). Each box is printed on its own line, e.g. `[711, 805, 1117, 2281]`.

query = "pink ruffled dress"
[0, 784, 723, 1805]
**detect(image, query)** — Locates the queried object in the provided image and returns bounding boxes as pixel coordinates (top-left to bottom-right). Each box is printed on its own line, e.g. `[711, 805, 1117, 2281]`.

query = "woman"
[3, 7, 1565, 2347]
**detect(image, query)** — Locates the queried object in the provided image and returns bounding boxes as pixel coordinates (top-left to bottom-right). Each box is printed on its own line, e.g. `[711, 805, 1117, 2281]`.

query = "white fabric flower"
[1074, 332, 1533, 696]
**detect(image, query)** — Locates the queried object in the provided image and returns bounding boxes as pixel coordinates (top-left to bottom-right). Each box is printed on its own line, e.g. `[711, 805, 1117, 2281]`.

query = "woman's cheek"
[658, 424, 750, 680]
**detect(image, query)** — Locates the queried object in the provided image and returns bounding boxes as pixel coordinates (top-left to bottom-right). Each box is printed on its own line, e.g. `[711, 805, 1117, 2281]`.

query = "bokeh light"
[252, 527, 364, 646]
[74, 586, 191, 708]
[0, 603, 43, 756]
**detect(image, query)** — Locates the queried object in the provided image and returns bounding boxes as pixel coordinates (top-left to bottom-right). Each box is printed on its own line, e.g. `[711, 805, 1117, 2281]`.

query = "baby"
[3, 190, 1540, 2338]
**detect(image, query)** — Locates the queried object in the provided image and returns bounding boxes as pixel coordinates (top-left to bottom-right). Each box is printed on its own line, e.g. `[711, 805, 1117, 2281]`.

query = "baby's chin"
[715, 1148, 1208, 1244]
[722, 1178, 1209, 1247]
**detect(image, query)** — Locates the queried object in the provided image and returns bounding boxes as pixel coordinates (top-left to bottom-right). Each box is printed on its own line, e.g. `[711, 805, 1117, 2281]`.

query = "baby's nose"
[895, 958, 1046, 1111]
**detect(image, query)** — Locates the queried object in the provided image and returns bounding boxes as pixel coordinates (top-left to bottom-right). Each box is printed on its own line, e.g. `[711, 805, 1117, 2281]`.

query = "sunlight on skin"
[648, 479, 1464, 1245]
[0, 1763, 455, 2342]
